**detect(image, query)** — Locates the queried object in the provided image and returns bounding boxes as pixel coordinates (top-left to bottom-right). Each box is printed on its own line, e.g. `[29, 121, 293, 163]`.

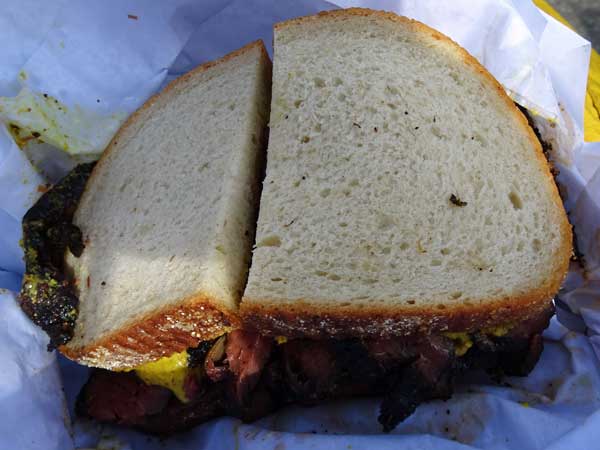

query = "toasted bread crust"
[61, 294, 238, 369]
[240, 9, 572, 337]
[62, 41, 271, 369]
[241, 291, 554, 339]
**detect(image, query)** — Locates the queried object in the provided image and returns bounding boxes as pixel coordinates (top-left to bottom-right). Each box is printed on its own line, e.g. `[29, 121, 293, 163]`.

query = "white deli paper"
[0, 1, 599, 449]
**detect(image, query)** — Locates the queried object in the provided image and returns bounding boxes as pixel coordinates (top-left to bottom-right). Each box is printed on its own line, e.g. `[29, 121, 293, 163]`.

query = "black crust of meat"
[518, 104, 584, 265]
[378, 313, 551, 431]
[19, 163, 94, 350]
[379, 368, 435, 432]
[77, 309, 552, 434]
[516, 104, 556, 173]
[379, 335, 454, 431]
[187, 339, 217, 368]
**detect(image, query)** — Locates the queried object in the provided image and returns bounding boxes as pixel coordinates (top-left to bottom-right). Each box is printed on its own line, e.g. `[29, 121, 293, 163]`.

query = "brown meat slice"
[365, 337, 417, 368]
[205, 358, 229, 383]
[77, 370, 171, 425]
[78, 310, 552, 434]
[282, 340, 336, 402]
[225, 330, 273, 402]
[379, 335, 454, 431]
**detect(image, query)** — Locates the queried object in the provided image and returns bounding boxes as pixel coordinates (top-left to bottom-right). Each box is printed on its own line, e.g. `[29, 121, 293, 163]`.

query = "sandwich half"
[20, 40, 272, 370]
[241, 9, 571, 338]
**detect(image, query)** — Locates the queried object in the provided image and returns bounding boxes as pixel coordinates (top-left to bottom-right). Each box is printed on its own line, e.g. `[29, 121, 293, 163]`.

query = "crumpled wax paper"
[1, 1, 599, 449]
[0, 290, 72, 450]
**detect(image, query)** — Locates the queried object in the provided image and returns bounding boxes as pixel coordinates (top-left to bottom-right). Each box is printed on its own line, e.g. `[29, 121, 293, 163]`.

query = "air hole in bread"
[509, 191, 523, 210]
[441, 248, 451, 255]
[431, 259, 442, 266]
[532, 239, 541, 252]
[449, 72, 462, 85]
[431, 125, 445, 139]
[451, 291, 463, 299]
[258, 235, 281, 247]
[400, 242, 409, 250]
[314, 77, 325, 88]
[294, 99, 302, 108]
[377, 213, 395, 230]
[406, 300, 416, 305]
[473, 133, 488, 147]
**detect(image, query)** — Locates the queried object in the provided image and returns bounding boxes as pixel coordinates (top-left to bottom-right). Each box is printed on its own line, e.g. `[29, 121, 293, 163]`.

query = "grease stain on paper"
[0, 81, 125, 159]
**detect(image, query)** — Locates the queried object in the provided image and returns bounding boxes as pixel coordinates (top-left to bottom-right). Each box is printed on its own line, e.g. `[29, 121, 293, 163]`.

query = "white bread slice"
[240, 9, 571, 338]
[62, 41, 271, 369]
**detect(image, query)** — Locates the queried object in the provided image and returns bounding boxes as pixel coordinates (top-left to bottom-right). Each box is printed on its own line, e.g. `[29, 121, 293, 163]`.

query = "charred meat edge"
[19, 162, 94, 349]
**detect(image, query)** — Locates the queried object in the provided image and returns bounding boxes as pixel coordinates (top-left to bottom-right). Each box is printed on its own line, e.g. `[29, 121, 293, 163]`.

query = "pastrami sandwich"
[19, 10, 571, 434]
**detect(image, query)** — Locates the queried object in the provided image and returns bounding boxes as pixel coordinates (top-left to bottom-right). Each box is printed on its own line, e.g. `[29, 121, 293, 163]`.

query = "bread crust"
[240, 9, 572, 337]
[62, 40, 271, 369]
[82, 40, 270, 185]
[61, 294, 238, 370]
[242, 289, 555, 339]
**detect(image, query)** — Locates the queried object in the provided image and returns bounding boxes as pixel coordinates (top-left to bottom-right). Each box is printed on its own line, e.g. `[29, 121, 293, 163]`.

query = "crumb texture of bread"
[64, 41, 271, 368]
[241, 9, 571, 336]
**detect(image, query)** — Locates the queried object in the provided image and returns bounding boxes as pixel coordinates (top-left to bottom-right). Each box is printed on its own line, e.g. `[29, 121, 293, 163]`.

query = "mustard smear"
[483, 324, 511, 337]
[275, 336, 288, 344]
[133, 350, 194, 403]
[443, 332, 473, 356]
[0, 85, 125, 157]
[444, 324, 512, 356]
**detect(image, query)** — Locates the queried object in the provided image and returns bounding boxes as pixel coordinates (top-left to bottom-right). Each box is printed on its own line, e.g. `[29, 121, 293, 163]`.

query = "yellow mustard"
[133, 350, 193, 403]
